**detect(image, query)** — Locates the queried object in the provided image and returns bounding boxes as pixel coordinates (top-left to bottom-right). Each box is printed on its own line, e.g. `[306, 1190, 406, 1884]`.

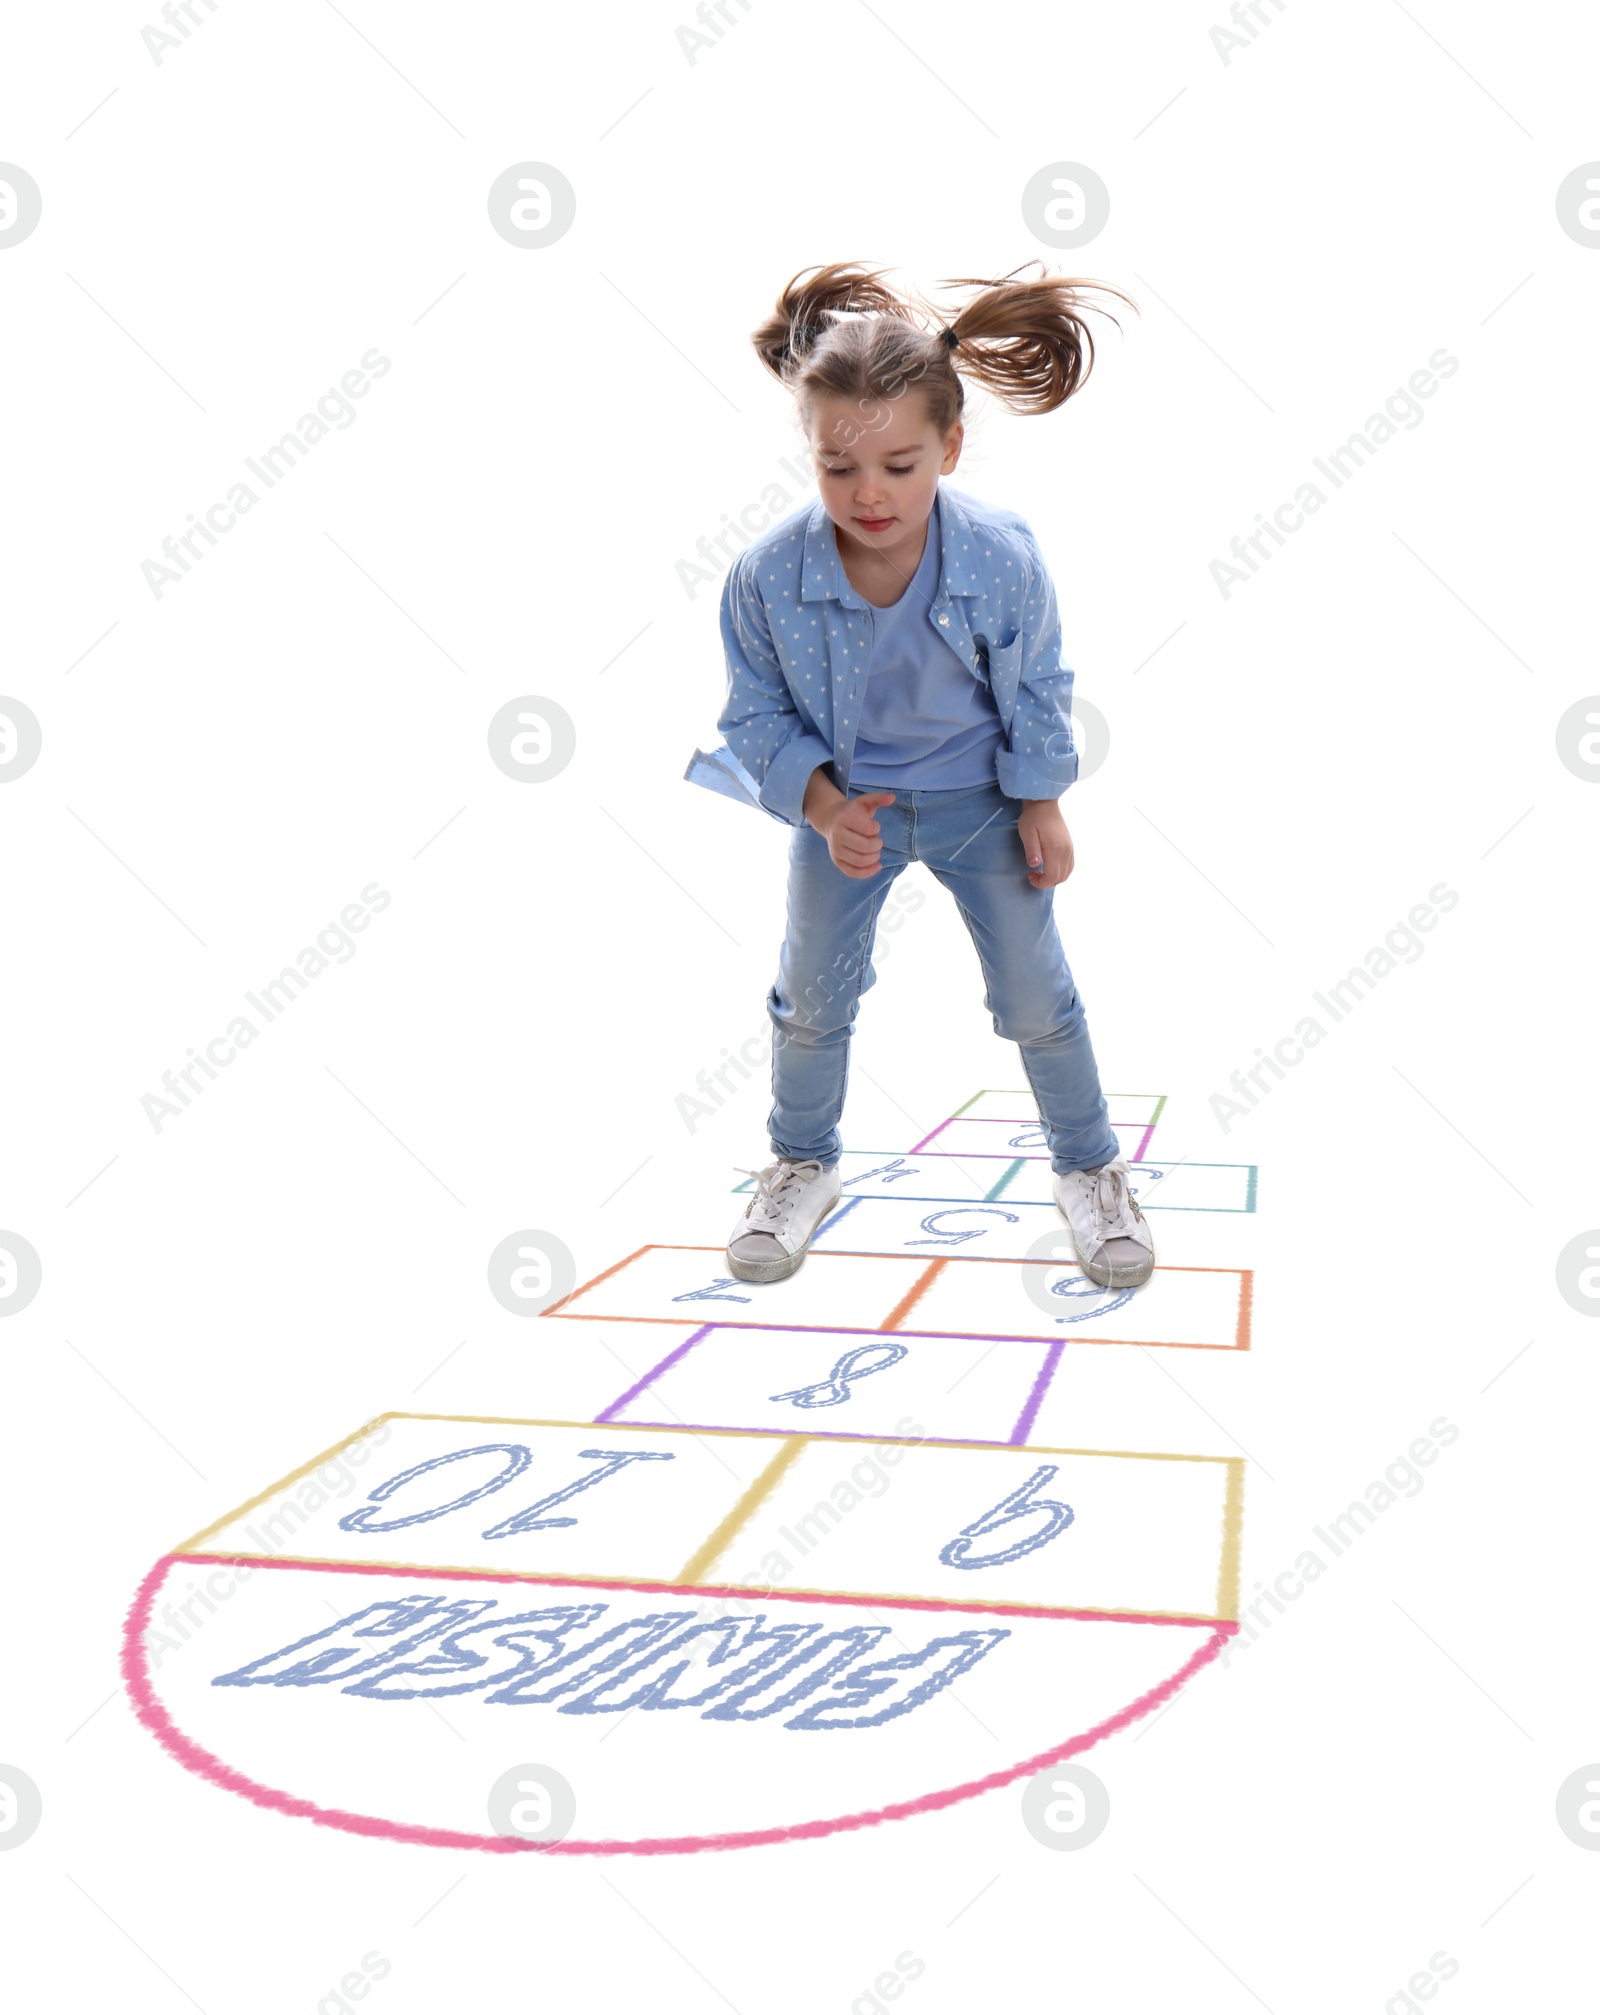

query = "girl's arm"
[716, 553, 834, 827]
[1001, 540, 1079, 889]
[994, 548, 1079, 806]
[801, 764, 846, 827]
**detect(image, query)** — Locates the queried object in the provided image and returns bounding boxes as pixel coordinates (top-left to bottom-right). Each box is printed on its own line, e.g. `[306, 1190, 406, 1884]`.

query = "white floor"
[3, 3, 1597, 2009]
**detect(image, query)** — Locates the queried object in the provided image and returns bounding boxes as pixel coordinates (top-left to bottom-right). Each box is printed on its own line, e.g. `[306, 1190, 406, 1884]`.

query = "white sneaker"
[1051, 1156, 1155, 1289]
[727, 1157, 843, 1283]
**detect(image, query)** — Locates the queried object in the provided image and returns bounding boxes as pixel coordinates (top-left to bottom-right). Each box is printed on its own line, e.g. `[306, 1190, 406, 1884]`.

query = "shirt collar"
[798, 483, 987, 609]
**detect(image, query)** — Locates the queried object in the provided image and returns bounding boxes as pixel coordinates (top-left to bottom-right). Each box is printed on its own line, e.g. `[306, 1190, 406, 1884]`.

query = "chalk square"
[809, 1193, 1061, 1260]
[183, 1414, 779, 1585]
[597, 1325, 1058, 1445]
[736, 1151, 1253, 1215]
[811, 1191, 1257, 1259]
[992, 1158, 1257, 1213]
[916, 1117, 1155, 1163]
[727, 1439, 1237, 1623]
[733, 1150, 1017, 1205]
[904, 1257, 1252, 1350]
[546, 1245, 920, 1330]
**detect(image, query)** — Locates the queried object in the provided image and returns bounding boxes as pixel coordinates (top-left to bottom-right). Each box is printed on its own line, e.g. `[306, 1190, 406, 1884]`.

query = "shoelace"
[734, 1158, 822, 1229]
[1087, 1163, 1144, 1237]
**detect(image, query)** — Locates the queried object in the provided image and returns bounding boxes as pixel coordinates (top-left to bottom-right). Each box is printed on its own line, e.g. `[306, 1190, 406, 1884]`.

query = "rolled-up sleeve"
[994, 550, 1079, 802]
[717, 553, 832, 827]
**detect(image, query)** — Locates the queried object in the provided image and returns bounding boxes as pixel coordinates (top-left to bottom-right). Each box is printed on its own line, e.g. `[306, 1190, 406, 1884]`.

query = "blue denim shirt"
[683, 481, 1080, 826]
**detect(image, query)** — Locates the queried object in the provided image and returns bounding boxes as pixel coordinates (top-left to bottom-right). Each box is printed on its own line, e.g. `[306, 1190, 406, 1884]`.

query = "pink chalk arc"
[123, 1552, 1233, 1859]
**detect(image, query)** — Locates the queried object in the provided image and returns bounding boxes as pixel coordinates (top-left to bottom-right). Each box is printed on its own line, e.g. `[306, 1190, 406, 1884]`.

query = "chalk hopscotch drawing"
[123, 1089, 1258, 1855]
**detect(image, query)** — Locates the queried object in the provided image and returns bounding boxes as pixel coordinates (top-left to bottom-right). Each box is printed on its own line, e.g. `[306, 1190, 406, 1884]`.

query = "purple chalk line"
[600, 1415, 1021, 1448]
[1008, 1338, 1066, 1445]
[592, 1325, 712, 1422]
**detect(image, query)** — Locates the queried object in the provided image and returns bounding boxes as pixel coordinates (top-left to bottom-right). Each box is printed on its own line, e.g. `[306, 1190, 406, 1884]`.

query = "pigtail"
[751, 261, 916, 383]
[916, 259, 1138, 414]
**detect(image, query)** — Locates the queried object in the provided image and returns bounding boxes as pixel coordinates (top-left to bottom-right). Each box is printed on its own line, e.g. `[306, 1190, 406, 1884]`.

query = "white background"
[2, 0, 1598, 2009]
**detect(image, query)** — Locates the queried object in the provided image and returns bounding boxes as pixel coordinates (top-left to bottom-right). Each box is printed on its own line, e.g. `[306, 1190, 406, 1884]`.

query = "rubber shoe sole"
[1065, 1228, 1155, 1291]
[726, 1191, 844, 1284]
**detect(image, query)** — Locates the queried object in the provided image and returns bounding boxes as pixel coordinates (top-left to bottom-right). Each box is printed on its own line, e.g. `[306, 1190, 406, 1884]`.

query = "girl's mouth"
[856, 516, 894, 531]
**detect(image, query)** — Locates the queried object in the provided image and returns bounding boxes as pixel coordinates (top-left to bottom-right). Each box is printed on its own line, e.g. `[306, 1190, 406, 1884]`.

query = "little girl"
[684, 261, 1153, 1296]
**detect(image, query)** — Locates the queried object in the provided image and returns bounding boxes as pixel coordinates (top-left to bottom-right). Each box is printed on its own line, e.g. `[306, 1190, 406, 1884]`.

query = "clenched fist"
[802, 766, 896, 880]
[816, 788, 896, 879]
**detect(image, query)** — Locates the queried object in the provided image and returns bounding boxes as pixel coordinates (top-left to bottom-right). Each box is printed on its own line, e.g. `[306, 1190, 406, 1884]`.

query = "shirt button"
[937, 614, 949, 625]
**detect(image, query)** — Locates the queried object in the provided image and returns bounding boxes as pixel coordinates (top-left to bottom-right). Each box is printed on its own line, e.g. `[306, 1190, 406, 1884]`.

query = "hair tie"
[939, 325, 960, 350]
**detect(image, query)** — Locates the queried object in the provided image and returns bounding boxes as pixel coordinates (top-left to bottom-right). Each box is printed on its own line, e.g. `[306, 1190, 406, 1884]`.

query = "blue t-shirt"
[847, 506, 1006, 791]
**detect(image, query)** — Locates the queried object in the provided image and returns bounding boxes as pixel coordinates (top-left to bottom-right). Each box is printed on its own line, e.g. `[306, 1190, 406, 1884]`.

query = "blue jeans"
[766, 779, 1121, 1177]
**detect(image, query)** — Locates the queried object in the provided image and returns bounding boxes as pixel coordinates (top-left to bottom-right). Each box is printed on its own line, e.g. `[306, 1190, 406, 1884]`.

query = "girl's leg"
[766, 817, 907, 1169]
[920, 784, 1120, 1175]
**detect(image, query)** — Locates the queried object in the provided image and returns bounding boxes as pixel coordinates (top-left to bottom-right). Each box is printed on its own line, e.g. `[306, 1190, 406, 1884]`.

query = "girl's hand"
[821, 789, 896, 879]
[1018, 798, 1074, 889]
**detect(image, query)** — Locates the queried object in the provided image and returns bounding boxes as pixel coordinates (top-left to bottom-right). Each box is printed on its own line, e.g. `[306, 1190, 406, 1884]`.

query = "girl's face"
[807, 393, 963, 552]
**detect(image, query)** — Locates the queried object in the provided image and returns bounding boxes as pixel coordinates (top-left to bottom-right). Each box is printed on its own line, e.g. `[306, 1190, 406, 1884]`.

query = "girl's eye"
[823, 465, 916, 477]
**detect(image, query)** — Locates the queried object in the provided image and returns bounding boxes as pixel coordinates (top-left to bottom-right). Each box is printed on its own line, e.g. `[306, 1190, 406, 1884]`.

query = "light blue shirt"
[848, 499, 1005, 791]
[684, 481, 1080, 826]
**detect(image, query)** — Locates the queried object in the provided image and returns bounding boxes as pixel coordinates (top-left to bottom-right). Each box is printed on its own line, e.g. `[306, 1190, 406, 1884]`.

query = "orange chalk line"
[172, 1411, 402, 1555]
[542, 1244, 1251, 1353]
[674, 1436, 807, 1584]
[879, 1256, 948, 1331]
[556, 1243, 1247, 1282]
[539, 1242, 653, 1320]
[174, 1549, 1234, 1629]
[1215, 1458, 1246, 1623]
[541, 1312, 1248, 1353]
